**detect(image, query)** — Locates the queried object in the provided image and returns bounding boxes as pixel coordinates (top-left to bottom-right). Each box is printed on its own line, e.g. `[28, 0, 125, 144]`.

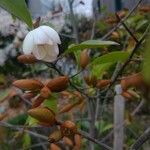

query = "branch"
[101, 0, 143, 40]
[0, 122, 48, 140]
[130, 127, 150, 150]
[109, 24, 150, 88]
[78, 130, 113, 150]
[115, 13, 139, 43]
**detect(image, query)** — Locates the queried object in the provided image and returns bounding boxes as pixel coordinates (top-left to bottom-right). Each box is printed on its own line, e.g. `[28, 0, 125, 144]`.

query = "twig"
[78, 130, 113, 150]
[0, 122, 48, 140]
[115, 13, 139, 43]
[101, 0, 143, 40]
[69, 69, 83, 78]
[109, 24, 150, 89]
[130, 127, 150, 150]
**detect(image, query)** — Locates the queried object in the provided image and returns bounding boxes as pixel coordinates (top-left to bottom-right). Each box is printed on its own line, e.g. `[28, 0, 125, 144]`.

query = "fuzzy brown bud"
[13, 79, 43, 91]
[17, 54, 37, 64]
[46, 76, 69, 92]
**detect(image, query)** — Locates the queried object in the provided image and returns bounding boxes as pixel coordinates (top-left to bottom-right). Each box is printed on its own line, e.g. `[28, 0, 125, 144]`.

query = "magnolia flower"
[23, 26, 61, 62]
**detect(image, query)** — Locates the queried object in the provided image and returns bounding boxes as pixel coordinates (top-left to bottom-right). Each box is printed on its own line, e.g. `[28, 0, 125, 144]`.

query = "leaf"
[43, 94, 57, 113]
[26, 116, 38, 126]
[91, 63, 112, 78]
[95, 120, 113, 134]
[91, 51, 129, 65]
[22, 133, 31, 149]
[65, 40, 119, 53]
[136, 20, 149, 31]
[8, 114, 27, 125]
[74, 50, 81, 69]
[0, 0, 32, 28]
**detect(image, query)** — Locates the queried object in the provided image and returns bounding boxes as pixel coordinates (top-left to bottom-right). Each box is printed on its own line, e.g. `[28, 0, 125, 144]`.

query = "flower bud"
[48, 129, 63, 143]
[63, 137, 73, 147]
[27, 107, 56, 126]
[40, 86, 52, 98]
[59, 103, 77, 114]
[139, 6, 150, 13]
[121, 73, 144, 90]
[121, 91, 133, 100]
[13, 79, 43, 91]
[74, 134, 82, 150]
[96, 79, 111, 89]
[84, 75, 97, 87]
[31, 95, 45, 108]
[80, 49, 89, 69]
[60, 121, 77, 137]
[46, 76, 69, 92]
[49, 143, 61, 150]
[23, 26, 61, 62]
[17, 54, 37, 64]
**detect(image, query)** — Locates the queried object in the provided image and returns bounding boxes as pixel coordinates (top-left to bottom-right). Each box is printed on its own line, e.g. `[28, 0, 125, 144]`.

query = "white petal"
[42, 45, 59, 62]
[47, 44, 59, 57]
[39, 26, 61, 44]
[32, 45, 47, 60]
[23, 31, 34, 54]
[32, 28, 53, 45]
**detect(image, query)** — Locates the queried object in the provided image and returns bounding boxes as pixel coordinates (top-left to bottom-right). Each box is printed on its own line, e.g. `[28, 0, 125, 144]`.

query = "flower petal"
[32, 45, 47, 60]
[42, 45, 59, 62]
[40, 26, 61, 44]
[23, 31, 34, 54]
[32, 28, 53, 45]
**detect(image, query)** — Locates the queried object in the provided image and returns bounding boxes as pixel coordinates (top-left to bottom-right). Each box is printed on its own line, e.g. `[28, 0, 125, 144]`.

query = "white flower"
[23, 25, 61, 62]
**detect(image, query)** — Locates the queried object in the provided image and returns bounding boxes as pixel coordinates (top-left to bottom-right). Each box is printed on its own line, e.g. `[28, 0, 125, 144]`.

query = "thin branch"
[69, 69, 83, 78]
[101, 0, 143, 40]
[130, 127, 150, 150]
[115, 13, 139, 43]
[78, 130, 113, 150]
[0, 122, 48, 140]
[109, 24, 150, 88]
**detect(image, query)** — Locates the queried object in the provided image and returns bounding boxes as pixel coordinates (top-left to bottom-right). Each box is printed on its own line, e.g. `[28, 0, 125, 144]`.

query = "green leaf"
[0, 0, 32, 28]
[95, 120, 113, 134]
[136, 20, 149, 31]
[91, 63, 112, 78]
[8, 114, 27, 125]
[26, 116, 38, 126]
[74, 50, 81, 69]
[43, 94, 57, 113]
[91, 51, 129, 65]
[66, 40, 119, 53]
[23, 133, 31, 149]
